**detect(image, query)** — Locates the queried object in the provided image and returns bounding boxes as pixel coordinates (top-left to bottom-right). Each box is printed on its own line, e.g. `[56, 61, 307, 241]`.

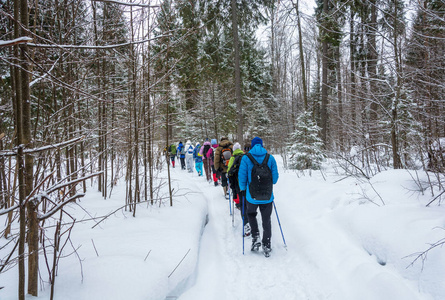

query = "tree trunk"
[19, 0, 37, 293]
[13, 0, 25, 296]
[321, 0, 329, 147]
[232, 0, 243, 145]
[391, 0, 402, 169]
[294, 0, 308, 110]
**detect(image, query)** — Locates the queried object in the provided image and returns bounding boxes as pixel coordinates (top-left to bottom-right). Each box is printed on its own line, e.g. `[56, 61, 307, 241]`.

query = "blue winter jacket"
[177, 143, 185, 158]
[238, 144, 279, 204]
[193, 146, 203, 163]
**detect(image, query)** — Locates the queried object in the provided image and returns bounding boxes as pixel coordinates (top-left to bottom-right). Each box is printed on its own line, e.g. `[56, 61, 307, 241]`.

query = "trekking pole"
[227, 176, 232, 217]
[232, 195, 235, 227]
[242, 195, 245, 255]
[272, 201, 287, 249]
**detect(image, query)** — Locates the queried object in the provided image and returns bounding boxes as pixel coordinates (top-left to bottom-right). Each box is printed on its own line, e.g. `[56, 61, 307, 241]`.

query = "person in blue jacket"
[238, 137, 279, 255]
[177, 141, 186, 170]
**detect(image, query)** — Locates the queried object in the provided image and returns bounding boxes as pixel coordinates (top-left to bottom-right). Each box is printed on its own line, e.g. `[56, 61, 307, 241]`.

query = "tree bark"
[232, 0, 243, 145]
[321, 0, 329, 147]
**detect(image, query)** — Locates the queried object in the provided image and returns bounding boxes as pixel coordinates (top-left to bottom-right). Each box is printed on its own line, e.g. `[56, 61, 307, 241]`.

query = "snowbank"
[1, 157, 444, 300]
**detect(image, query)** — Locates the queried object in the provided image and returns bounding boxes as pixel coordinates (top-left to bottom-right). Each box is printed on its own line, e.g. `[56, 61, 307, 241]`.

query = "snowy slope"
[1, 156, 444, 300]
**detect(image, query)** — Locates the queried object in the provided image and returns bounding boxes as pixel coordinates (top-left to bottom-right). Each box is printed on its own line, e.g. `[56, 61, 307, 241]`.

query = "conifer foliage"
[287, 111, 325, 170]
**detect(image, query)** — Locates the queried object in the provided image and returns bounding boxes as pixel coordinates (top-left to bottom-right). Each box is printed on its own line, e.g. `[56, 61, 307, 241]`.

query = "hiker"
[238, 137, 279, 257]
[227, 142, 250, 237]
[243, 143, 251, 153]
[163, 146, 168, 164]
[177, 141, 186, 170]
[209, 139, 220, 186]
[200, 138, 212, 182]
[168, 143, 177, 168]
[185, 140, 194, 173]
[214, 137, 233, 197]
[193, 142, 203, 176]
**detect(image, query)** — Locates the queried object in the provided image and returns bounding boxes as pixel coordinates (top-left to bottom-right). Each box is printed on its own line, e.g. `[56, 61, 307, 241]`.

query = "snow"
[1, 156, 445, 300]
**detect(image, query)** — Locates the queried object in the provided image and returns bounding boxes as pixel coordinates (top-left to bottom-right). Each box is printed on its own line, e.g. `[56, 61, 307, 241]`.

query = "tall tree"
[232, 0, 244, 145]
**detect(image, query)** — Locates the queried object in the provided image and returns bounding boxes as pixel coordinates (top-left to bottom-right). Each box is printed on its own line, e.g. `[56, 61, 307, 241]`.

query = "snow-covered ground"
[1, 156, 445, 299]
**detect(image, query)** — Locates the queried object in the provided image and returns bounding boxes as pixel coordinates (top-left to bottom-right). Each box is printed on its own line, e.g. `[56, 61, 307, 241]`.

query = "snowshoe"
[262, 244, 272, 258]
[251, 236, 261, 252]
[243, 223, 251, 237]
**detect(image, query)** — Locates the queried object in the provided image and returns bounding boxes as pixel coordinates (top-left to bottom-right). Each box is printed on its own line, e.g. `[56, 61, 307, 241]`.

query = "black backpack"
[203, 144, 210, 159]
[246, 153, 273, 200]
[228, 154, 243, 178]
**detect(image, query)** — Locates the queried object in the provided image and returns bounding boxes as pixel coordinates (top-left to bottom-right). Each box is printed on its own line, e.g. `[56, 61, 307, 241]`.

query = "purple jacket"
[207, 144, 218, 161]
[199, 141, 212, 158]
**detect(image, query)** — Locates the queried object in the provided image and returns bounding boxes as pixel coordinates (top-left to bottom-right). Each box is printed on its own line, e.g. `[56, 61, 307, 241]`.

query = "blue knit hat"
[251, 137, 263, 148]
[211, 139, 217, 145]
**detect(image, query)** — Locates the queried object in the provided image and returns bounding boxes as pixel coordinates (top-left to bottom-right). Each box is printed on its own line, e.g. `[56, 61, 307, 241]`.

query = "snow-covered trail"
[172, 159, 430, 300]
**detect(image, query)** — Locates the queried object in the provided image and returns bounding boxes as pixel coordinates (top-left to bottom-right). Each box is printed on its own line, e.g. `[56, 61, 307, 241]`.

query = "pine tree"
[287, 111, 325, 170]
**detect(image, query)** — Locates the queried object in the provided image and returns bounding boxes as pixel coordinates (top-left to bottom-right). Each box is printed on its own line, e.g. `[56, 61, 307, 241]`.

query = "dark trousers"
[221, 172, 228, 187]
[247, 201, 273, 246]
[180, 157, 186, 169]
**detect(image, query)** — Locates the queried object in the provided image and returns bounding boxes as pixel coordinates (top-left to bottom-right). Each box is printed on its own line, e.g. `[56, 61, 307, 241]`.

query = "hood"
[203, 141, 211, 146]
[233, 148, 244, 156]
[249, 144, 267, 158]
[219, 139, 232, 148]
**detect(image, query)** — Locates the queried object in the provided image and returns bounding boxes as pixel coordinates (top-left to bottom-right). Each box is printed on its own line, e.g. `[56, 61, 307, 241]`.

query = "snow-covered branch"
[92, 0, 159, 7]
[46, 172, 103, 195]
[29, 57, 60, 87]
[0, 37, 33, 47]
[38, 194, 85, 221]
[28, 36, 171, 50]
[0, 136, 84, 157]
[0, 204, 19, 216]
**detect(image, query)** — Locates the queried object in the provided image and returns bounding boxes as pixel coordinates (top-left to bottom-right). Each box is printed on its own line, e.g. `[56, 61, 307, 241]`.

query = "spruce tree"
[287, 111, 325, 170]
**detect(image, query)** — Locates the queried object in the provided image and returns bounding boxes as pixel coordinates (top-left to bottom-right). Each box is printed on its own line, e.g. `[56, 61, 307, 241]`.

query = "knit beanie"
[233, 142, 241, 151]
[251, 137, 263, 148]
[211, 139, 217, 145]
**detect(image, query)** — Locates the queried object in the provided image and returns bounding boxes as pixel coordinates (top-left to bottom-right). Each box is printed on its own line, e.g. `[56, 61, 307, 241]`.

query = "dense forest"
[0, 0, 444, 298]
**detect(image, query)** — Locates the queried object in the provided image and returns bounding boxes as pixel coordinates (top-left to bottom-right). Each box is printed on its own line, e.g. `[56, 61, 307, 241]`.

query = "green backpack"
[169, 144, 177, 155]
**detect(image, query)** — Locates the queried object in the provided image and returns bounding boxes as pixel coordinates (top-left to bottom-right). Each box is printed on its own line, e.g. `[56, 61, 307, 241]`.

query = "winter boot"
[172, 161, 175, 168]
[251, 235, 261, 252]
[243, 223, 251, 237]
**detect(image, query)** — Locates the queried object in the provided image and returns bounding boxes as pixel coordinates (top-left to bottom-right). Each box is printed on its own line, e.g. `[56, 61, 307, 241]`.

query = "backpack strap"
[246, 153, 259, 166]
[246, 153, 269, 166]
